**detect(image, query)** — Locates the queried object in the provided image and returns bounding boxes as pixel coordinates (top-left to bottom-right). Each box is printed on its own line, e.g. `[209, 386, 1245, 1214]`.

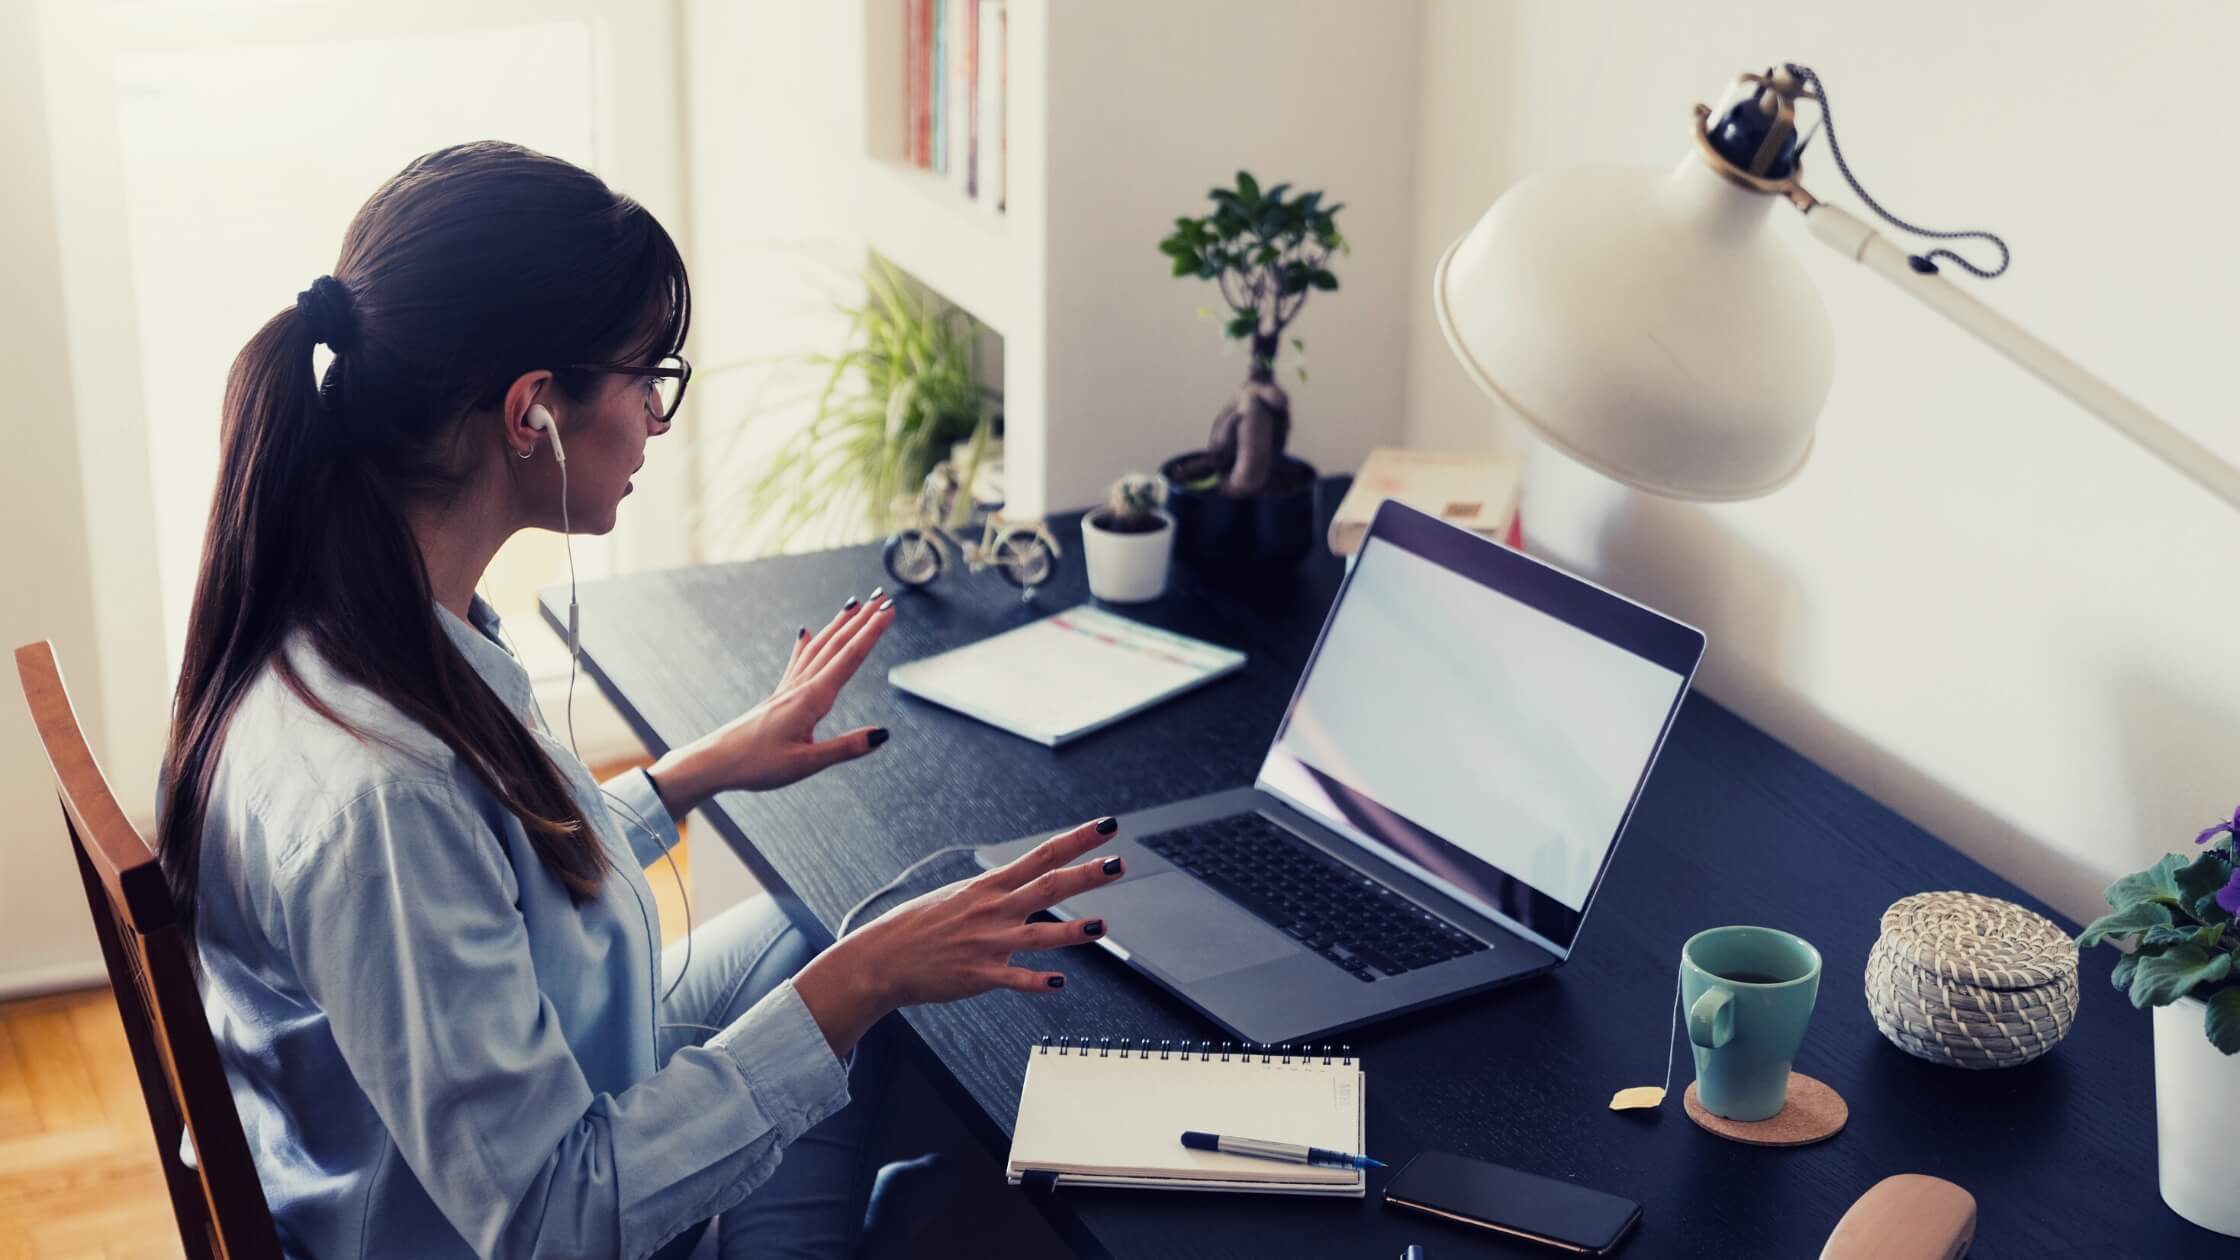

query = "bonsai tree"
[2076, 806, 2240, 1053]
[1091, 472, 1167, 535]
[1158, 171, 1343, 497]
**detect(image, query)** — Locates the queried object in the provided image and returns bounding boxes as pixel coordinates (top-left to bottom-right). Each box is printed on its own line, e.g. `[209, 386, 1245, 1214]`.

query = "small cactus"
[1099, 473, 1167, 533]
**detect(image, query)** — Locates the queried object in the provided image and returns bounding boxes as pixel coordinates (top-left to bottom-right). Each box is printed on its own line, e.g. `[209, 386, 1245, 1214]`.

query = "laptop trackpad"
[1072, 872, 1302, 983]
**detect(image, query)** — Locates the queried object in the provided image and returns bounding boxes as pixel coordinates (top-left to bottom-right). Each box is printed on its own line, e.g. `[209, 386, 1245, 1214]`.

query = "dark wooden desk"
[548, 482, 2191, 1258]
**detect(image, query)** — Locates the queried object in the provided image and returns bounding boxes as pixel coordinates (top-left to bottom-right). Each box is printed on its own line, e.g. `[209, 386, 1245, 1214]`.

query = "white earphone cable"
[601, 785, 694, 1004]
[556, 439, 581, 760]
[838, 845, 981, 938]
[547, 430, 698, 1008]
[508, 413, 699, 1031]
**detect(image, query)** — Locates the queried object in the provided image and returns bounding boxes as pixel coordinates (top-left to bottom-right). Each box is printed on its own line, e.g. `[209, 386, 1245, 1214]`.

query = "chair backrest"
[14, 641, 281, 1260]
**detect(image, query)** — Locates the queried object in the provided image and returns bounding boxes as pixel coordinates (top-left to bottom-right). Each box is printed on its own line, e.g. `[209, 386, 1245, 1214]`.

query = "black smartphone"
[1383, 1151, 1642, 1255]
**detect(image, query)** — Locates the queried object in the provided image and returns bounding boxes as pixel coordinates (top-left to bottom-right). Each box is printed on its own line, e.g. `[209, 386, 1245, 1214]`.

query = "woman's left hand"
[650, 591, 896, 812]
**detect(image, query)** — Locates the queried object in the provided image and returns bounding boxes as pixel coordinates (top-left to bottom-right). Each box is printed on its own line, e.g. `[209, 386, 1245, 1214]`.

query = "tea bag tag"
[1609, 975, 1683, 1112]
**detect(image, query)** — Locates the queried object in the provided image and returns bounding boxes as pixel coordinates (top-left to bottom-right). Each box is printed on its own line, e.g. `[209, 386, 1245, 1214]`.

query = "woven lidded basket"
[1866, 890, 2079, 1069]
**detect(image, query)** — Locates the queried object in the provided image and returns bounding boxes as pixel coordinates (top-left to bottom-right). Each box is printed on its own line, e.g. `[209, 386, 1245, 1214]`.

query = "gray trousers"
[657, 897, 887, 1260]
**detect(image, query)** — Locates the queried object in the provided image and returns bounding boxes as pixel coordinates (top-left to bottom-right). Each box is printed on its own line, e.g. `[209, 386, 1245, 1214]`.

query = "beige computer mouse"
[1819, 1174, 1976, 1260]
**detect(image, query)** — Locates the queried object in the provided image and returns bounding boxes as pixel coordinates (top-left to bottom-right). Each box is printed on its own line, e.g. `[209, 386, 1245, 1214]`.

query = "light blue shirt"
[188, 598, 850, 1258]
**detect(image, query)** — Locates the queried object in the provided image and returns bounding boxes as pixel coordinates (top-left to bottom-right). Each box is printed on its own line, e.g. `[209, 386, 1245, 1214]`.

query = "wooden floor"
[1, 762, 689, 1259]
[0, 990, 181, 1260]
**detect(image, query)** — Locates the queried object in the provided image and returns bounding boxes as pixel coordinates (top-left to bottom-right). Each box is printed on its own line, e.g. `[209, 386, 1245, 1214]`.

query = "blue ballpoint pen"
[1179, 1130, 1386, 1170]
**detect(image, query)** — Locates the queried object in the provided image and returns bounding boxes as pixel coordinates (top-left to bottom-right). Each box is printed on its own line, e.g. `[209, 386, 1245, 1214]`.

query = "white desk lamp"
[1433, 63, 2240, 509]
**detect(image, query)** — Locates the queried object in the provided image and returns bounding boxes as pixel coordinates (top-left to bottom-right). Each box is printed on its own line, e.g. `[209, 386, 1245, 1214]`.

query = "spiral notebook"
[1006, 1038, 1366, 1197]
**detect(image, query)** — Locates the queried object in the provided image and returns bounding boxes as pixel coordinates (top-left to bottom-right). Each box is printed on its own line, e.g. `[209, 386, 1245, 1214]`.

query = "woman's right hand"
[793, 817, 1125, 1057]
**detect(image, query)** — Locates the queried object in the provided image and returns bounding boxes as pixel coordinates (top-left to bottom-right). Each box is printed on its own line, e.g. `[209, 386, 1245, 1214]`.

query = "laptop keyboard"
[1140, 814, 1489, 982]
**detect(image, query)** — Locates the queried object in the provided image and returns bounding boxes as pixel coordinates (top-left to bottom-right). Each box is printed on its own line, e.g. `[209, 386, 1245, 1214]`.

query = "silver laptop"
[975, 499, 1706, 1044]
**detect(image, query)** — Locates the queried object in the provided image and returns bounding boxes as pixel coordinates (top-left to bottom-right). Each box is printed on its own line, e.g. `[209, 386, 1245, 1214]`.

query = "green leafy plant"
[729, 255, 996, 550]
[1157, 171, 1343, 497]
[2076, 810, 2240, 1053]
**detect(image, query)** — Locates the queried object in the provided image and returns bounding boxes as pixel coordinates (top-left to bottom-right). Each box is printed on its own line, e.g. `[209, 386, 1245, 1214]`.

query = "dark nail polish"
[843, 597, 860, 612]
[1101, 856, 1124, 877]
[1046, 975, 1066, 989]
[870, 586, 885, 600]
[1083, 919, 1105, 937]
[1095, 816, 1118, 835]
[878, 598, 895, 613]
[867, 728, 890, 749]
[797, 626, 807, 640]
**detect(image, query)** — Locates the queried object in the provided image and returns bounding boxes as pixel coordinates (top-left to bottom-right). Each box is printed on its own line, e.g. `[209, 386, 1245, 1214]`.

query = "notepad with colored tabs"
[886, 604, 1246, 747]
[1006, 1039, 1367, 1196]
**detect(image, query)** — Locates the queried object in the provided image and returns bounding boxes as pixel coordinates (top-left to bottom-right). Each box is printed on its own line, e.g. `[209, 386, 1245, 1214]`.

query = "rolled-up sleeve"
[597, 767, 681, 869]
[276, 781, 849, 1259]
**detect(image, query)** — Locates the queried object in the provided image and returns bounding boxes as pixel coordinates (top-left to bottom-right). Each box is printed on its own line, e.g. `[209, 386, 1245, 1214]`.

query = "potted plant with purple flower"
[2075, 808, 2240, 1236]
[1156, 171, 1343, 579]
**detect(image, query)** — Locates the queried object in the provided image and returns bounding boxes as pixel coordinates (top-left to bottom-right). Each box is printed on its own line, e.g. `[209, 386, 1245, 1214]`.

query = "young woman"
[160, 141, 1122, 1259]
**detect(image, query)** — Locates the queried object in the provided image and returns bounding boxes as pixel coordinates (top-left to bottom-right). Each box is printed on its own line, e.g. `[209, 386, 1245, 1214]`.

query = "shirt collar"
[434, 595, 536, 719]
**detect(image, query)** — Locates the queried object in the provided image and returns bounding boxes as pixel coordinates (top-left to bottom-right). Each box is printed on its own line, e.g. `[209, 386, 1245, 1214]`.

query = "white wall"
[1, 0, 108, 993]
[1404, 0, 2240, 923]
[1038, 0, 1422, 510]
[685, 0, 905, 560]
[677, 0, 881, 912]
[33, 2, 175, 845]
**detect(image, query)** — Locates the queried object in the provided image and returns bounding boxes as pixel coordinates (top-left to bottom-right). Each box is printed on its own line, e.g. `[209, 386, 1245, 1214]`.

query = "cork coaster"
[1682, 1072, 1847, 1147]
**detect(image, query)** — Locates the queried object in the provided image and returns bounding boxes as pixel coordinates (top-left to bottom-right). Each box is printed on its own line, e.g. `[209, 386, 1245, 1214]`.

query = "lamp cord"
[1793, 64, 2012, 279]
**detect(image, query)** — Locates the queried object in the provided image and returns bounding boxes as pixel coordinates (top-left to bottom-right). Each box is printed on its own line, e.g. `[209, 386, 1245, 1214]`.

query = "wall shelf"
[849, 0, 1415, 517]
[854, 156, 1017, 336]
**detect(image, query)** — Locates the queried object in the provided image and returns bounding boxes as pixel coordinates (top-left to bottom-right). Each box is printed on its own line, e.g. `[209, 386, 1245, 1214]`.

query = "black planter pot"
[1159, 453, 1321, 579]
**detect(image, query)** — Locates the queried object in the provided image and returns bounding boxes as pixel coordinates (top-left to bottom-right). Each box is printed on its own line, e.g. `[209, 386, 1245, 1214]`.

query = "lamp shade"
[1434, 157, 1836, 500]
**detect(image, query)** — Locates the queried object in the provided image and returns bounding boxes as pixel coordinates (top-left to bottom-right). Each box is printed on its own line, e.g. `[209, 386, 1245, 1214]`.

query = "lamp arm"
[1800, 200, 2240, 513]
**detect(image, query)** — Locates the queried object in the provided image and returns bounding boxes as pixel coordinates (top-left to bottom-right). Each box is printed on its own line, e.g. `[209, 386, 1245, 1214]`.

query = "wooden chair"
[15, 642, 282, 1260]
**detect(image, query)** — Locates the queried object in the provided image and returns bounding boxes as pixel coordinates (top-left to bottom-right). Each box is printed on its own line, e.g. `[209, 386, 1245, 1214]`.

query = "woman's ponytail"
[160, 297, 335, 928]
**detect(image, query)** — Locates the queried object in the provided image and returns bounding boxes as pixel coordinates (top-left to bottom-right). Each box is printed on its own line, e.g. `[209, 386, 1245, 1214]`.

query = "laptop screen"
[1255, 500, 1704, 957]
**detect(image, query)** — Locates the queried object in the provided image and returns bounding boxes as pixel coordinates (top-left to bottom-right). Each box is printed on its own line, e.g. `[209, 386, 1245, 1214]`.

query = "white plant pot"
[2154, 996, 2240, 1236]
[1082, 512, 1175, 603]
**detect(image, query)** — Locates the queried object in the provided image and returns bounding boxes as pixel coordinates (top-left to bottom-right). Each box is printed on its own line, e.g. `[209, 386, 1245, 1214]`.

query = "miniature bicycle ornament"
[881, 462, 1063, 599]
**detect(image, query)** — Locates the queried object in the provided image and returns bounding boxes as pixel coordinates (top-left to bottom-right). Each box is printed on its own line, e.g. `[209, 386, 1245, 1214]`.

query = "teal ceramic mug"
[1680, 925, 1823, 1121]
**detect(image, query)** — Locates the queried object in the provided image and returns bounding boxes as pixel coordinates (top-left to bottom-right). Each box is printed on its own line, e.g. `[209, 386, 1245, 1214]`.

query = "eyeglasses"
[564, 354, 692, 423]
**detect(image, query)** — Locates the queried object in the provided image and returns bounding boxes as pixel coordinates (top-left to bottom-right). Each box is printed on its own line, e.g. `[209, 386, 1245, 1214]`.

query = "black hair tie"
[295, 275, 360, 353]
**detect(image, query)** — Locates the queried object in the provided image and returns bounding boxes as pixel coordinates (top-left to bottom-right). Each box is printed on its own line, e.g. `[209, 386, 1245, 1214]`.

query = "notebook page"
[889, 606, 1244, 743]
[1008, 1049, 1361, 1185]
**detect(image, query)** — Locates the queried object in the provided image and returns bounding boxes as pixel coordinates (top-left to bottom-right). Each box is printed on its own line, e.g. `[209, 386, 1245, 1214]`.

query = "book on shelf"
[930, 0, 946, 175]
[1328, 448, 1523, 557]
[908, 0, 930, 166]
[898, 0, 1006, 209]
[948, 0, 971, 192]
[964, 0, 978, 198]
[978, 0, 1004, 210]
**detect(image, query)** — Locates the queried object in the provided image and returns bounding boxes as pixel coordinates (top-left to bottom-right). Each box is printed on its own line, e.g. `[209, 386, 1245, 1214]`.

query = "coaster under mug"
[1682, 1071, 1847, 1147]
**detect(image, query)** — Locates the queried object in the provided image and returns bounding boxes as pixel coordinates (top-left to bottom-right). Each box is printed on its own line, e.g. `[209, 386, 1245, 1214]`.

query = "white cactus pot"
[1082, 512, 1175, 604]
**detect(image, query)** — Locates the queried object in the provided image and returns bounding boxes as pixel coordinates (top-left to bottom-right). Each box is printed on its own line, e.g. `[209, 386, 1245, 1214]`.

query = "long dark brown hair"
[159, 141, 690, 934]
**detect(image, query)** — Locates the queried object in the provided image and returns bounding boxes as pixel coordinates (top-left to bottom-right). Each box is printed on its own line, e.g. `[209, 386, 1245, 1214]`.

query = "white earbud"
[524, 401, 578, 660]
[525, 403, 565, 465]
